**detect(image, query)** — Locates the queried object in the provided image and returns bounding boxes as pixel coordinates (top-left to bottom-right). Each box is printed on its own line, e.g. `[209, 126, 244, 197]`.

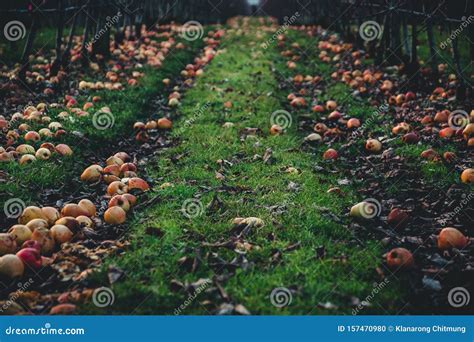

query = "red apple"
[386, 248, 414, 269]
[16, 248, 42, 269]
[22, 240, 41, 252]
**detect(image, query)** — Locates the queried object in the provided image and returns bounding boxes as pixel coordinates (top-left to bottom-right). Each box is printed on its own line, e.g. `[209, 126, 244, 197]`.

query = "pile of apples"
[81, 151, 149, 225]
[0, 200, 96, 280]
[0, 103, 74, 164]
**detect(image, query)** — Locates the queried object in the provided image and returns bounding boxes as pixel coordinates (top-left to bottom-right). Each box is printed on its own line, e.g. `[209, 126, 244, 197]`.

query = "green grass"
[0, 35, 205, 210]
[88, 24, 403, 315]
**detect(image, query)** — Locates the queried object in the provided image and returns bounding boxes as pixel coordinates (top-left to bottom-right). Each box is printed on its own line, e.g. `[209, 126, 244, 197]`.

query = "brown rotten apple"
[0, 233, 17, 256]
[387, 208, 409, 228]
[31, 227, 55, 255]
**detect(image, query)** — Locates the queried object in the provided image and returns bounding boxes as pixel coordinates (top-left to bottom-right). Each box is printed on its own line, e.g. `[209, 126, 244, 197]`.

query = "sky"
[247, 0, 260, 5]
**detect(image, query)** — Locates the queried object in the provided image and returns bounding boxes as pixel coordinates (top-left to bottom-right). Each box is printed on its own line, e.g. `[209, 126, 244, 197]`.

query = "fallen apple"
[50, 225, 73, 244]
[55, 144, 73, 156]
[386, 248, 414, 269]
[22, 240, 41, 252]
[16, 144, 35, 155]
[270, 124, 283, 135]
[55, 217, 80, 234]
[41, 207, 61, 225]
[438, 227, 468, 250]
[157, 118, 172, 129]
[106, 156, 124, 166]
[347, 118, 361, 129]
[420, 149, 439, 161]
[107, 181, 128, 196]
[127, 177, 150, 192]
[80, 164, 103, 182]
[61, 203, 89, 218]
[76, 215, 94, 228]
[326, 100, 337, 111]
[365, 139, 382, 153]
[35, 147, 51, 160]
[123, 193, 137, 206]
[7, 225, 32, 245]
[77, 199, 96, 217]
[443, 151, 456, 163]
[0, 254, 24, 278]
[0, 233, 17, 256]
[104, 206, 127, 225]
[109, 195, 131, 211]
[19, 154, 36, 165]
[460, 168, 474, 184]
[402, 132, 420, 144]
[31, 227, 55, 255]
[26, 218, 49, 232]
[387, 208, 409, 228]
[16, 248, 42, 269]
[323, 148, 338, 160]
[19, 206, 46, 225]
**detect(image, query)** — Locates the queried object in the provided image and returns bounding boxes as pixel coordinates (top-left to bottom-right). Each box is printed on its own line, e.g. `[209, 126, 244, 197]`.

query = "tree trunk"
[19, 13, 38, 82]
[81, 1, 91, 67]
[62, 5, 80, 68]
[50, 0, 65, 76]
